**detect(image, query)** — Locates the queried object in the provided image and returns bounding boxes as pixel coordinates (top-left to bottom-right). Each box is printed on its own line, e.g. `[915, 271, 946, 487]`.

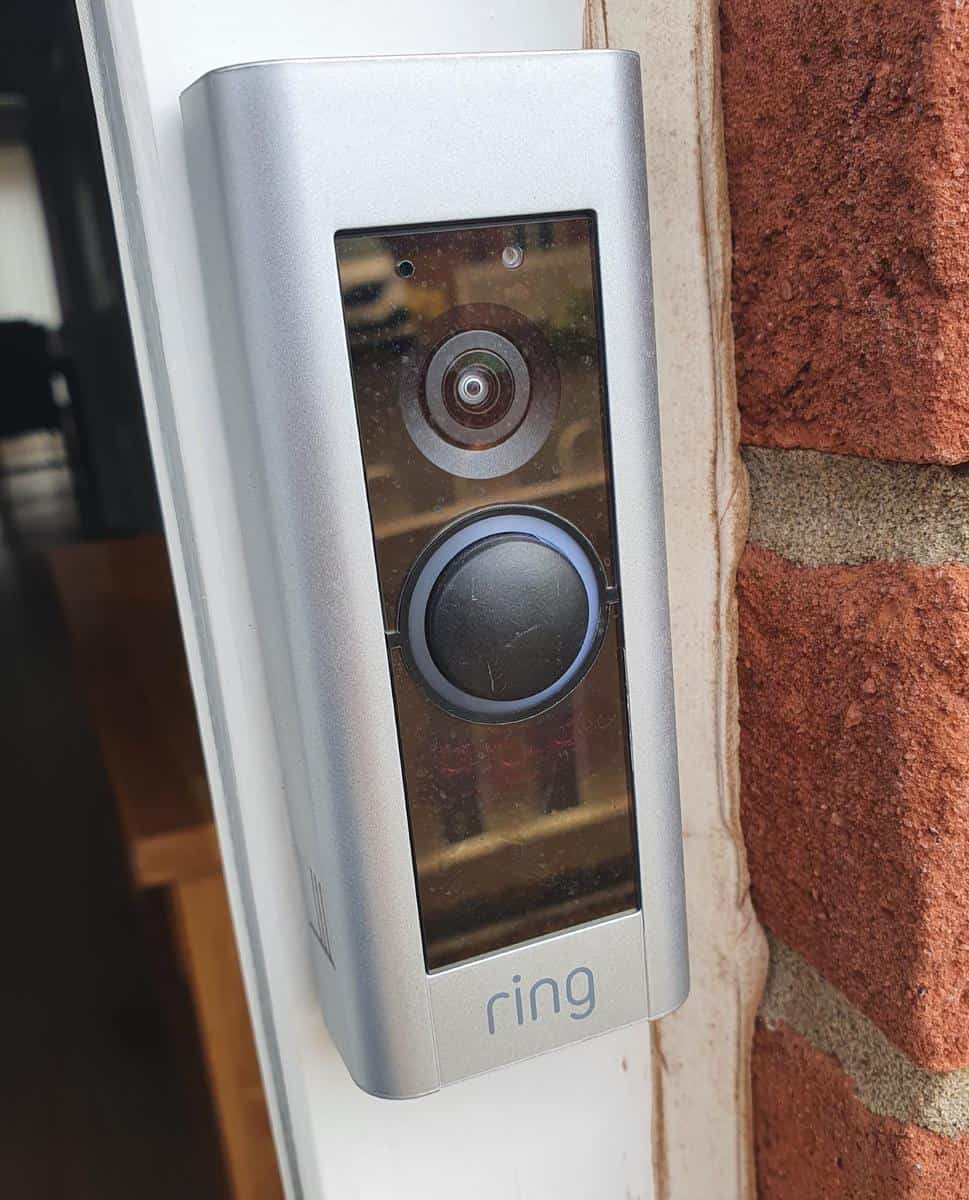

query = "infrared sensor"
[181, 50, 688, 1098]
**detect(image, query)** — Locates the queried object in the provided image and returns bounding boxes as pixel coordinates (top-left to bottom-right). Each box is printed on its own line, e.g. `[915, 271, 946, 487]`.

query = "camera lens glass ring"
[455, 365, 491, 409]
[399, 303, 560, 481]
[425, 331, 528, 448]
[448, 352, 507, 418]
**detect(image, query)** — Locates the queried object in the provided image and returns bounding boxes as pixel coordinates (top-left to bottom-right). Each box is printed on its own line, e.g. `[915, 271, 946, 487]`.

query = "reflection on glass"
[336, 215, 639, 971]
[391, 615, 637, 969]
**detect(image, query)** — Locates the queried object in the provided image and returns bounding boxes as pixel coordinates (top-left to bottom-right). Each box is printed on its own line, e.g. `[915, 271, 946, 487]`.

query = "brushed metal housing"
[180, 50, 688, 1098]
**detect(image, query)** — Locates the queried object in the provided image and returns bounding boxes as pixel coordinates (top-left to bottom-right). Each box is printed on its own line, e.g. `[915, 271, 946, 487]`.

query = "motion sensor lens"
[501, 244, 525, 270]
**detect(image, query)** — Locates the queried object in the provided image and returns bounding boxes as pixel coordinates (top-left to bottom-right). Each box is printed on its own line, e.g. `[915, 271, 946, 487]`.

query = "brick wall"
[721, 1, 969, 1195]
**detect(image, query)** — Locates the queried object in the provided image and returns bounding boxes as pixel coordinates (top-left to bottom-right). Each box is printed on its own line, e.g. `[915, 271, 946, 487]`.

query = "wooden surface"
[48, 536, 219, 887]
[48, 535, 283, 1200]
[173, 875, 284, 1200]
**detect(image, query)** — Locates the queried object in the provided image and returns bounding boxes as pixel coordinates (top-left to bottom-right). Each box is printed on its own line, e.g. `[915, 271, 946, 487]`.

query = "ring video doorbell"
[182, 50, 688, 1098]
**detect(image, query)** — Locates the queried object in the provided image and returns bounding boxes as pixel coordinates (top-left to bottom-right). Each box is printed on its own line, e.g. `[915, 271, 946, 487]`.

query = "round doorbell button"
[398, 507, 607, 723]
[426, 533, 590, 701]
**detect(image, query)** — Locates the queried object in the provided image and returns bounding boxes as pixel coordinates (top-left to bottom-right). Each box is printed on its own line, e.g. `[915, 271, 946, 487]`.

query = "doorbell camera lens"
[399, 303, 560, 480]
[455, 369, 487, 407]
[436, 344, 519, 441]
[396, 259, 415, 278]
[425, 331, 527, 450]
[454, 364, 493, 409]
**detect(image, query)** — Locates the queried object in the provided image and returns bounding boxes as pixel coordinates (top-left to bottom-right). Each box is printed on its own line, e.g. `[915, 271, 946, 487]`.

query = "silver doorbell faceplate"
[182, 50, 688, 1098]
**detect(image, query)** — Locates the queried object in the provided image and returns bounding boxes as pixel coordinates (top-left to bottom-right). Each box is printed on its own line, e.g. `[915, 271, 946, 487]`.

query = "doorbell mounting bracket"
[181, 50, 688, 1099]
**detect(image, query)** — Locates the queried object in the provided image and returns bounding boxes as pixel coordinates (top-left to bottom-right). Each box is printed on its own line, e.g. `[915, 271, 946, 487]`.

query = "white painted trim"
[585, 3, 767, 1198]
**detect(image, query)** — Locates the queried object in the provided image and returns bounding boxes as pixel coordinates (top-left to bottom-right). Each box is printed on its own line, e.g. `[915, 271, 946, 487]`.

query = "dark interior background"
[0, 4, 226, 1197]
[2, 0, 159, 536]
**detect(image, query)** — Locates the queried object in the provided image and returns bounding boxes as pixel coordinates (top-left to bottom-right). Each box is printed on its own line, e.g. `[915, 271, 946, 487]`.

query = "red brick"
[753, 1021, 969, 1199]
[721, 0, 969, 464]
[738, 546, 969, 1069]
